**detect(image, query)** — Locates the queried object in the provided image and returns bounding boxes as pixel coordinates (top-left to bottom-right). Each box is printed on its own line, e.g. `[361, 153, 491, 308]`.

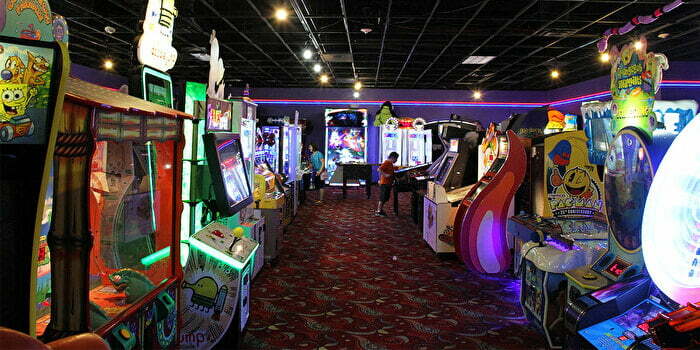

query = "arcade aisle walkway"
[241, 189, 546, 350]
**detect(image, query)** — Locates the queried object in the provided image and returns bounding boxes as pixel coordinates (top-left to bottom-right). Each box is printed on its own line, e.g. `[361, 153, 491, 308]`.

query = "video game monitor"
[203, 133, 253, 216]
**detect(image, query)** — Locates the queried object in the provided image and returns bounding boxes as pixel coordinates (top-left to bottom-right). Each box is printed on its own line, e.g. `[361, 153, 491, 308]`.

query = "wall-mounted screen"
[142, 66, 173, 108]
[203, 133, 253, 216]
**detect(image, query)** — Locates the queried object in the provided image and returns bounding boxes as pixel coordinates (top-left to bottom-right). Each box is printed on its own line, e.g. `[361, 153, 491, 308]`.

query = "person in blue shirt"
[309, 143, 326, 203]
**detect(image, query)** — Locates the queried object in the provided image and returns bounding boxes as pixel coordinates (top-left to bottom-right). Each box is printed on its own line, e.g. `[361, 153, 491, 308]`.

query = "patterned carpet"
[241, 188, 547, 350]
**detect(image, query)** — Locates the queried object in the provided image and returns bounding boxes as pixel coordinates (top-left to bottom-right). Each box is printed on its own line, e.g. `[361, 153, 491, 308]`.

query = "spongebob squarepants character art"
[0, 42, 53, 143]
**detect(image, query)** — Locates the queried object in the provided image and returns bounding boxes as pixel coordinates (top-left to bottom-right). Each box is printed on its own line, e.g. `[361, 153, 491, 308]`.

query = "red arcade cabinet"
[453, 127, 527, 273]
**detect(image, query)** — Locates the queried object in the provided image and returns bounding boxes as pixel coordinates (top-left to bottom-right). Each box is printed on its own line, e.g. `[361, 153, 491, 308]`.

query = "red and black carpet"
[242, 188, 546, 349]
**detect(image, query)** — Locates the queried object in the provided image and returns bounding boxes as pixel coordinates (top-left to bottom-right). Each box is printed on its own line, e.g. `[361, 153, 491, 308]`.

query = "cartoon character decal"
[544, 132, 605, 219]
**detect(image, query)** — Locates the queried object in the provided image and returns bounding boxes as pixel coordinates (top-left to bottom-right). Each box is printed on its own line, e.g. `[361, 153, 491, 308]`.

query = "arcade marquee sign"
[609, 37, 667, 140]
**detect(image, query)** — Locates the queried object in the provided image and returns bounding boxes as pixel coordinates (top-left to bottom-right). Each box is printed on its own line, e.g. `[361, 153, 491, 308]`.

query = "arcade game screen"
[256, 126, 280, 173]
[203, 133, 253, 216]
[205, 97, 232, 132]
[325, 126, 366, 179]
[87, 139, 176, 330]
[0, 40, 58, 145]
[325, 108, 368, 127]
[144, 70, 173, 108]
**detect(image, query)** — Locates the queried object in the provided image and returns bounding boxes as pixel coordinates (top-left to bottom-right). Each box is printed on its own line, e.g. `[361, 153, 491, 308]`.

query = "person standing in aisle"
[309, 144, 326, 203]
[376, 152, 399, 216]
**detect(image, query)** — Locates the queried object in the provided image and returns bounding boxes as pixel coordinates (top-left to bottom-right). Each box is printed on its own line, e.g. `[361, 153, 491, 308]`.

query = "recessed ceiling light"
[462, 56, 496, 65]
[657, 33, 670, 39]
[302, 49, 313, 60]
[103, 59, 114, 70]
[104, 26, 116, 34]
[313, 63, 322, 73]
[274, 8, 288, 21]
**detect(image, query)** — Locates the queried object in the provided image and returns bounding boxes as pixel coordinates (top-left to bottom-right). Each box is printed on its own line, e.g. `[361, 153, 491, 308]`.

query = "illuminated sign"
[137, 0, 178, 72]
[609, 37, 667, 140]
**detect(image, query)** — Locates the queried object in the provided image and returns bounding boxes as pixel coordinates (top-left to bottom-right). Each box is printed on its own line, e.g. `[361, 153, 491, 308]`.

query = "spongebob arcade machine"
[0, 1, 70, 338]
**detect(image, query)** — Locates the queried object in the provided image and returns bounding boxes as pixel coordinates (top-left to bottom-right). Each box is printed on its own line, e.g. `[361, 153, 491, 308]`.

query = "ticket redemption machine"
[453, 128, 527, 273]
[0, 2, 70, 339]
[422, 126, 480, 254]
[568, 115, 700, 350]
[28, 78, 189, 349]
[379, 118, 405, 166]
[404, 123, 432, 167]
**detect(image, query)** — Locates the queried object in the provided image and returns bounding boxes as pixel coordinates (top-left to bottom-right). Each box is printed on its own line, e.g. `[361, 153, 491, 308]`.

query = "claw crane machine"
[0, 1, 70, 338]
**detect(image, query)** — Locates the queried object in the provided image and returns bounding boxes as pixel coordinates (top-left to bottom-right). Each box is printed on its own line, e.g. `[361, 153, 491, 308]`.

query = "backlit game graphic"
[206, 97, 231, 132]
[609, 37, 667, 140]
[325, 126, 366, 179]
[325, 108, 367, 127]
[0, 42, 54, 144]
[255, 126, 280, 173]
[642, 116, 700, 305]
[544, 131, 605, 220]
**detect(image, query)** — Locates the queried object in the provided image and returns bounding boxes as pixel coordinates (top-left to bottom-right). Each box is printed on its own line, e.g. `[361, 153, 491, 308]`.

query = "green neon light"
[141, 246, 171, 266]
[146, 141, 158, 231]
[188, 238, 258, 271]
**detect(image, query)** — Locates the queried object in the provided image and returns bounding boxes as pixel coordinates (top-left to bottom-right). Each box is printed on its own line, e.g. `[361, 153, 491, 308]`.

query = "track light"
[320, 74, 329, 84]
[302, 49, 313, 60]
[550, 70, 560, 79]
[274, 8, 288, 21]
[313, 63, 322, 73]
[354, 81, 362, 90]
[473, 91, 482, 99]
[600, 52, 610, 63]
[103, 59, 114, 70]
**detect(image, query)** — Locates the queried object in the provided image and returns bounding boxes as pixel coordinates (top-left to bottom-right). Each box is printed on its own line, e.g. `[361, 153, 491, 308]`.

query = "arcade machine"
[570, 110, 700, 350]
[253, 160, 286, 264]
[516, 128, 609, 348]
[256, 124, 281, 174]
[564, 38, 677, 338]
[179, 132, 258, 350]
[453, 125, 527, 273]
[324, 108, 368, 185]
[653, 99, 697, 133]
[379, 117, 405, 166]
[131, 0, 177, 109]
[404, 118, 432, 167]
[422, 126, 481, 255]
[0, 2, 70, 338]
[39, 77, 189, 349]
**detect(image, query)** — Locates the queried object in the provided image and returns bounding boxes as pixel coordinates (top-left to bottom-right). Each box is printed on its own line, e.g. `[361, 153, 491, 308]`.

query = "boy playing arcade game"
[376, 152, 399, 216]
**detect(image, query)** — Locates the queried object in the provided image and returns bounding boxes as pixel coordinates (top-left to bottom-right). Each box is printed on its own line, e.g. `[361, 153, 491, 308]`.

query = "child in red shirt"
[375, 152, 399, 216]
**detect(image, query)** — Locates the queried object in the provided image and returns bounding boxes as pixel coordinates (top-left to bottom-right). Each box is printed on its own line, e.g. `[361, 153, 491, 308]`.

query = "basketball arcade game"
[324, 108, 368, 185]
[0, 3, 70, 338]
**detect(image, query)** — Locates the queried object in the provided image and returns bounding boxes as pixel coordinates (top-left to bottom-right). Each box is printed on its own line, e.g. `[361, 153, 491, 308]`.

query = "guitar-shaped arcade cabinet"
[453, 128, 527, 273]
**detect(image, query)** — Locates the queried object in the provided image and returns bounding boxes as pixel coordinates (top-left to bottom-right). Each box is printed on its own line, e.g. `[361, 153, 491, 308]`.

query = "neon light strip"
[252, 81, 700, 108]
[188, 238, 258, 271]
[141, 246, 171, 266]
[146, 142, 157, 231]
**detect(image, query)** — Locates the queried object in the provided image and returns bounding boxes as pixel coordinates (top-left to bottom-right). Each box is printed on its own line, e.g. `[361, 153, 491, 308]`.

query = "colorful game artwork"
[206, 97, 231, 132]
[325, 126, 366, 178]
[0, 42, 54, 144]
[544, 131, 605, 219]
[609, 37, 668, 140]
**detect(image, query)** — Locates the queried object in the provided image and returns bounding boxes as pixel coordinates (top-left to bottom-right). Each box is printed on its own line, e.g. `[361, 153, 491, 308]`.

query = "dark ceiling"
[53, 0, 700, 90]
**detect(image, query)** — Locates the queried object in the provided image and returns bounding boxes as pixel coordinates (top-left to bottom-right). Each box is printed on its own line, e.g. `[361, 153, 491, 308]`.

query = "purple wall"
[70, 63, 128, 89]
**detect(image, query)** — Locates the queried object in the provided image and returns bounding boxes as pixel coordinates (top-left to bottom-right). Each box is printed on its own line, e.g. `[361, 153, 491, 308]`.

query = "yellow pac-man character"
[0, 83, 36, 121]
[551, 167, 595, 199]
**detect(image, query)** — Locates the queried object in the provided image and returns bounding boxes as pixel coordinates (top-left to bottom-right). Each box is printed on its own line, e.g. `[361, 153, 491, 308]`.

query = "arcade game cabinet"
[254, 159, 287, 264]
[324, 108, 368, 185]
[404, 119, 432, 167]
[379, 118, 405, 166]
[571, 109, 700, 350]
[40, 77, 189, 349]
[422, 126, 481, 254]
[0, 3, 70, 337]
[453, 125, 527, 273]
[180, 132, 258, 350]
